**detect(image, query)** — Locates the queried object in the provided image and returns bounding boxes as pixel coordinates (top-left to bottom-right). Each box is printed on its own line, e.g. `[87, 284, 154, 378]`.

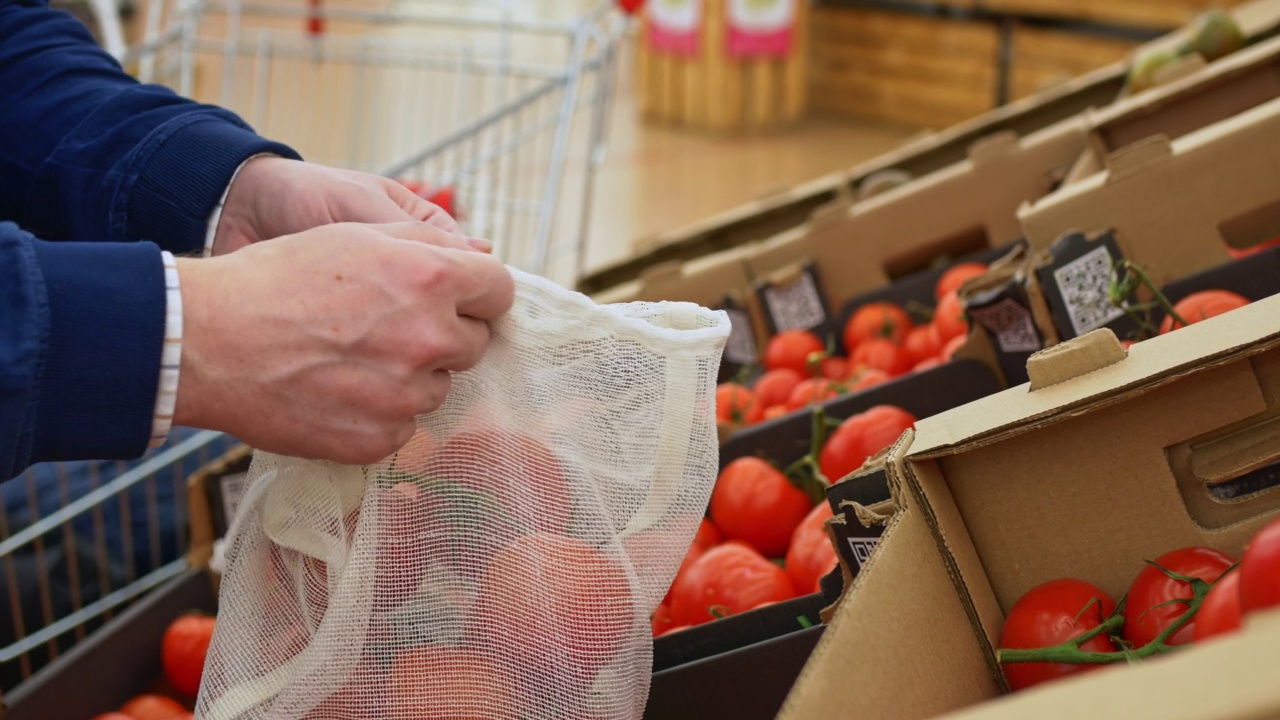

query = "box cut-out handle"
[1105, 135, 1174, 182]
[967, 130, 1019, 164]
[1027, 328, 1127, 391]
[1192, 415, 1280, 487]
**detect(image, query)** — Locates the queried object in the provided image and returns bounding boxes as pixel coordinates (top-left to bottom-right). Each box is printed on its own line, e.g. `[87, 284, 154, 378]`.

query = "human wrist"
[207, 153, 278, 257]
[172, 257, 225, 431]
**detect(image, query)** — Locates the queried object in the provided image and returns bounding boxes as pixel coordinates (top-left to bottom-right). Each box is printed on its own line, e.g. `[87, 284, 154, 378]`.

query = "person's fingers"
[440, 249, 517, 321]
[415, 317, 489, 375]
[373, 221, 492, 254]
[382, 179, 463, 235]
[409, 369, 453, 416]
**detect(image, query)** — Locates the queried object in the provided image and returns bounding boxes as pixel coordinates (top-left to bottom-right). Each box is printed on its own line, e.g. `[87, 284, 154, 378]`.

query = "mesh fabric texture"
[196, 270, 730, 720]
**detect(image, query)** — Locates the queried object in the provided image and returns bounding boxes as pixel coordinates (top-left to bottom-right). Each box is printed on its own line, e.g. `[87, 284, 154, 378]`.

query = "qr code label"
[967, 298, 1042, 353]
[1053, 245, 1126, 337]
[722, 308, 758, 365]
[220, 471, 247, 527]
[763, 271, 827, 332]
[846, 537, 879, 569]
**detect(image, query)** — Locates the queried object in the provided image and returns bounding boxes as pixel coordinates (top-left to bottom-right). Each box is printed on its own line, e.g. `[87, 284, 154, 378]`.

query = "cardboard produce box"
[778, 293, 1280, 720]
[1064, 31, 1280, 185]
[744, 116, 1085, 314]
[1019, 92, 1280, 287]
[1, 567, 215, 719]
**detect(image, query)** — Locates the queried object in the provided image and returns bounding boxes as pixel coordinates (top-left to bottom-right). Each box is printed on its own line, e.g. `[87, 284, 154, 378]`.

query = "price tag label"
[759, 266, 829, 333]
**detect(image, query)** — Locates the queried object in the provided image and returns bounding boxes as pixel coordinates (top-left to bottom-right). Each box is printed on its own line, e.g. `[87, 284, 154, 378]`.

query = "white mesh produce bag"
[196, 269, 730, 720]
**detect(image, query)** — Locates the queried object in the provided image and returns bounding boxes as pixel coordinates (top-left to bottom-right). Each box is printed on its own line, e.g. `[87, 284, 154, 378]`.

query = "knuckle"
[408, 252, 452, 289]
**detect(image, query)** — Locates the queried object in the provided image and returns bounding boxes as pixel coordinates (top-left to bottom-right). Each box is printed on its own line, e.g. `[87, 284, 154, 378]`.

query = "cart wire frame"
[1, 0, 623, 698]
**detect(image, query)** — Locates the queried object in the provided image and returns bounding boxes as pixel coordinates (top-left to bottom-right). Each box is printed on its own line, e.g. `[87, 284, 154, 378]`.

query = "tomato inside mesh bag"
[197, 270, 730, 720]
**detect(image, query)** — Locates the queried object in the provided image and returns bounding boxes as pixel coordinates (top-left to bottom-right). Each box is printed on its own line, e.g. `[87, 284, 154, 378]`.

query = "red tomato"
[902, 324, 942, 365]
[716, 382, 764, 425]
[431, 430, 569, 535]
[936, 262, 989, 300]
[660, 624, 690, 636]
[850, 338, 913, 377]
[388, 426, 438, 475]
[941, 333, 967, 361]
[652, 601, 675, 637]
[819, 356, 850, 381]
[693, 518, 721, 552]
[999, 579, 1120, 691]
[1124, 546, 1235, 648]
[471, 534, 632, 688]
[710, 457, 813, 558]
[753, 368, 804, 409]
[119, 695, 188, 720]
[161, 614, 216, 697]
[818, 406, 917, 483]
[847, 367, 889, 390]
[785, 503, 838, 595]
[1226, 236, 1280, 259]
[1240, 515, 1280, 614]
[1159, 290, 1250, 334]
[618, 0, 644, 14]
[663, 543, 705, 605]
[764, 330, 825, 376]
[388, 645, 515, 720]
[668, 542, 797, 626]
[784, 378, 842, 412]
[933, 291, 968, 342]
[763, 405, 789, 421]
[1194, 569, 1243, 643]
[93, 715, 137, 720]
[844, 302, 913, 351]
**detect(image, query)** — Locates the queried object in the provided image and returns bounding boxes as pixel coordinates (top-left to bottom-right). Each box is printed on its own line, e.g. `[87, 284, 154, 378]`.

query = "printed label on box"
[846, 537, 879, 570]
[763, 271, 827, 332]
[723, 307, 758, 366]
[967, 297, 1042, 353]
[1053, 245, 1127, 337]
[219, 471, 247, 526]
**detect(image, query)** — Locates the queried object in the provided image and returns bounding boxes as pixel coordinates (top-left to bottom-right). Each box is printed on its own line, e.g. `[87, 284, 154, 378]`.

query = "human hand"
[174, 221, 515, 464]
[211, 157, 483, 255]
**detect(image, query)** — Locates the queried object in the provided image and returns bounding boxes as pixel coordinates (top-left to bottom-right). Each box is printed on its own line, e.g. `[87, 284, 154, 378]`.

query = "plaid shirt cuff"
[149, 250, 181, 449]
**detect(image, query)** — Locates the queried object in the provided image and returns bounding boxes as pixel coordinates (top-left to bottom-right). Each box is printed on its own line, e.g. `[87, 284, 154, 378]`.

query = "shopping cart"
[0, 0, 624, 698]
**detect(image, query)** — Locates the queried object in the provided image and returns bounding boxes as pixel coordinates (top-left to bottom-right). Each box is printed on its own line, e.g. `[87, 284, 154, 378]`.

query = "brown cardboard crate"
[1019, 93, 1280, 285]
[779, 292, 1280, 720]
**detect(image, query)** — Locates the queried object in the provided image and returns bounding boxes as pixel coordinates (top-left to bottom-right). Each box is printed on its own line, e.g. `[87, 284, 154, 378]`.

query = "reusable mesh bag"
[196, 269, 730, 720]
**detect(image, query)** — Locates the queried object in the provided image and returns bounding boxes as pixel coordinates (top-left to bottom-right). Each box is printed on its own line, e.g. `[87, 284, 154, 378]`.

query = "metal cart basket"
[1, 0, 623, 697]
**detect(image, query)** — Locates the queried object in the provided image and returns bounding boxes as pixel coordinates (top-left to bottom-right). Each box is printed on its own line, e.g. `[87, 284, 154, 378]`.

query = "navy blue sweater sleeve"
[0, 0, 300, 254]
[0, 0, 304, 478]
[2, 223, 166, 478]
